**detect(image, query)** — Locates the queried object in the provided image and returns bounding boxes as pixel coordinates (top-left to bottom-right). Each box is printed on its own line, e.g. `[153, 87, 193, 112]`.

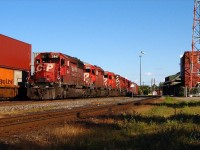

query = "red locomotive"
[27, 52, 138, 99]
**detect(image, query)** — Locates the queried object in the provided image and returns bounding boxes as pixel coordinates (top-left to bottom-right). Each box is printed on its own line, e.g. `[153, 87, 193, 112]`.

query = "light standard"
[139, 51, 145, 94]
[139, 55, 142, 87]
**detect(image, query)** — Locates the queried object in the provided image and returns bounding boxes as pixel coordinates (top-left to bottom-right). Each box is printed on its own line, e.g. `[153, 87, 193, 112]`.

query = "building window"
[198, 55, 200, 64]
[198, 69, 200, 76]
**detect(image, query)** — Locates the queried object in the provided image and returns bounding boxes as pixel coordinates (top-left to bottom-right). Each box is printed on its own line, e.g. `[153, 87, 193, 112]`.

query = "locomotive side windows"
[104, 75, 108, 78]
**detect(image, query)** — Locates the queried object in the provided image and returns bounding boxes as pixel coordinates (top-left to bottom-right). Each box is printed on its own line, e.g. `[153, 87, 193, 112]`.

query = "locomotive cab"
[104, 71, 118, 96]
[34, 53, 61, 84]
[84, 63, 96, 87]
[28, 52, 66, 99]
[104, 72, 116, 89]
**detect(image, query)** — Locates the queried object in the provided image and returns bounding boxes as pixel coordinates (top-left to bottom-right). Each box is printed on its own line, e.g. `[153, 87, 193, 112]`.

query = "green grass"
[164, 96, 178, 103]
[1, 97, 200, 150]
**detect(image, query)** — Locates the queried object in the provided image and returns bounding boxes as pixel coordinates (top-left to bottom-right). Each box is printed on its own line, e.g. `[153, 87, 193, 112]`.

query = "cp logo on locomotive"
[36, 64, 54, 72]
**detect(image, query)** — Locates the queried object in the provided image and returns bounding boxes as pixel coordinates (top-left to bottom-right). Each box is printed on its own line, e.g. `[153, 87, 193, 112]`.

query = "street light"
[139, 51, 145, 89]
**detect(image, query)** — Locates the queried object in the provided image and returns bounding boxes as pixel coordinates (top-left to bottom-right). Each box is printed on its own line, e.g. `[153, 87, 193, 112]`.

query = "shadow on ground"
[0, 115, 200, 150]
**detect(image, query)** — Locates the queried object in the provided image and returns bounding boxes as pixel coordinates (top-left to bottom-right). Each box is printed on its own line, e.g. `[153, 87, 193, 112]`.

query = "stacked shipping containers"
[0, 34, 31, 99]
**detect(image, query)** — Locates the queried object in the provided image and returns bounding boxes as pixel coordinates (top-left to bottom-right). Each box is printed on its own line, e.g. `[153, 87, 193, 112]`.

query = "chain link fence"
[163, 86, 200, 97]
[189, 87, 200, 97]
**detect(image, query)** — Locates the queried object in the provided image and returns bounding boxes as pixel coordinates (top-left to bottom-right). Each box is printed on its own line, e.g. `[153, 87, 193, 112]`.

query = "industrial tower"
[190, 0, 200, 89]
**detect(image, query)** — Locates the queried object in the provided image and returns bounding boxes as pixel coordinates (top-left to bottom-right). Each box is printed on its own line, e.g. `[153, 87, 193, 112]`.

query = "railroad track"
[0, 96, 161, 137]
[0, 96, 129, 107]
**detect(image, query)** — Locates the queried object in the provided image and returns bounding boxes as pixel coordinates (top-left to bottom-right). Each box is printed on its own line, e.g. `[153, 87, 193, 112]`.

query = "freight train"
[27, 52, 138, 99]
[0, 34, 138, 100]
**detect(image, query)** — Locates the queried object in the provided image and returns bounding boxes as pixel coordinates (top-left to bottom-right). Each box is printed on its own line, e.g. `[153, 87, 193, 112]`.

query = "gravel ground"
[0, 97, 140, 117]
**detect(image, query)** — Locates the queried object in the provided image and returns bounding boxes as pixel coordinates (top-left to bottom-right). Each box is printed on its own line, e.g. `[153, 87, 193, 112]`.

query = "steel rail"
[0, 96, 161, 136]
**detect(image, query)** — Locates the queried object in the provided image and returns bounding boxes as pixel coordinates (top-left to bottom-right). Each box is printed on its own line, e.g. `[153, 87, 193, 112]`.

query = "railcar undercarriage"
[27, 83, 127, 100]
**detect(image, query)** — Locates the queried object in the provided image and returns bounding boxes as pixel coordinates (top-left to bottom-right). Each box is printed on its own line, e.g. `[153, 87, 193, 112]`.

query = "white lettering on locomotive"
[46, 64, 53, 71]
[36, 64, 54, 72]
[84, 73, 90, 84]
[36, 64, 43, 72]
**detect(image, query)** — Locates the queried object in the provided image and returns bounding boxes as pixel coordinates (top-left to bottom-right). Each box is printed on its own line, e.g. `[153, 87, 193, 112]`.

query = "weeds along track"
[0, 96, 161, 137]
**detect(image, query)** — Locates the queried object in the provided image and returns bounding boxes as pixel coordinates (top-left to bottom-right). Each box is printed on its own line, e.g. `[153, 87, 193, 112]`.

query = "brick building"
[181, 51, 200, 88]
[163, 51, 200, 96]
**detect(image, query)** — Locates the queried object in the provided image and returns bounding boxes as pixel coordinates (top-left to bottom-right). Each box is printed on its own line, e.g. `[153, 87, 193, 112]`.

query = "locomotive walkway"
[0, 96, 161, 137]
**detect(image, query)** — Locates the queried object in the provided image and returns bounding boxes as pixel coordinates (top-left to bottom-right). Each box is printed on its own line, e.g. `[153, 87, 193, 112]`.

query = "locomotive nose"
[35, 63, 57, 83]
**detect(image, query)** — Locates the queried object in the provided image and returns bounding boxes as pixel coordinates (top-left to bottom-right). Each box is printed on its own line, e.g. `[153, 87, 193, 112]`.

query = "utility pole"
[139, 55, 142, 87]
[139, 51, 145, 87]
[151, 78, 153, 94]
[139, 51, 145, 95]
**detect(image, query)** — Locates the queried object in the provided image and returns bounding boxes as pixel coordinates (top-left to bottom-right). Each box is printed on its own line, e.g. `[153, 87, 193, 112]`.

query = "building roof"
[164, 72, 182, 86]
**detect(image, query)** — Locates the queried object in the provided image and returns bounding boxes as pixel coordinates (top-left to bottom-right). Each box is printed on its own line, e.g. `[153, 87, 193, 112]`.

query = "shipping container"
[0, 67, 28, 99]
[0, 34, 31, 71]
[0, 68, 17, 98]
[0, 68, 14, 87]
[0, 87, 18, 99]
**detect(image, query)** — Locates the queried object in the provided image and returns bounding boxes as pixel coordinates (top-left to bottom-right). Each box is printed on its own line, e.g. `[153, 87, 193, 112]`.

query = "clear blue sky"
[0, 0, 193, 85]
